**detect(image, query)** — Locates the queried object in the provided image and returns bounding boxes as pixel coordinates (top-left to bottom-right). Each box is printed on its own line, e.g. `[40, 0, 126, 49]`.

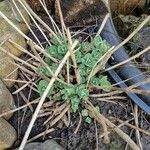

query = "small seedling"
[81, 106, 100, 124]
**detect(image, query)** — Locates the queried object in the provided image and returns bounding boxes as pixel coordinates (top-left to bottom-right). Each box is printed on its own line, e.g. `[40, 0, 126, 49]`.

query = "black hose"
[100, 17, 150, 114]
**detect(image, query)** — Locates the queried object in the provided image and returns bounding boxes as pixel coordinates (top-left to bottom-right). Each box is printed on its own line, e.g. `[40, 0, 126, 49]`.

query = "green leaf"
[99, 76, 112, 91]
[76, 85, 89, 99]
[95, 106, 100, 113]
[57, 44, 68, 55]
[61, 86, 76, 95]
[85, 116, 92, 124]
[37, 80, 53, 96]
[51, 34, 64, 45]
[44, 57, 52, 65]
[101, 40, 111, 53]
[90, 77, 101, 86]
[55, 81, 65, 89]
[50, 63, 58, 73]
[47, 45, 58, 57]
[82, 53, 96, 68]
[81, 109, 89, 117]
[91, 50, 102, 61]
[93, 36, 103, 48]
[80, 76, 86, 84]
[81, 41, 91, 52]
[71, 96, 80, 113]
[38, 65, 51, 77]
[61, 85, 76, 100]
[75, 51, 82, 63]
[79, 64, 87, 76]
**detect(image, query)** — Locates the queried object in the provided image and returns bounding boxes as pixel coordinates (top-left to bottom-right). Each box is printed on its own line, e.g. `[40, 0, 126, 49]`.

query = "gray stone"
[16, 140, 65, 150]
[0, 79, 15, 120]
[0, 118, 17, 149]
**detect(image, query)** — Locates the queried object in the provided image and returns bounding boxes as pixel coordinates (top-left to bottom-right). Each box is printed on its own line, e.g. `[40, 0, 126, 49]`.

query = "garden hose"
[100, 0, 150, 114]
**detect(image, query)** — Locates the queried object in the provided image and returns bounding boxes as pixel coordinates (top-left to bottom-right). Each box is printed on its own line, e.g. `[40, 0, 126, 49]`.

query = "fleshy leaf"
[99, 76, 112, 91]
[81, 109, 89, 117]
[76, 85, 89, 99]
[81, 41, 91, 52]
[93, 36, 103, 48]
[90, 77, 101, 86]
[85, 116, 92, 124]
[38, 65, 51, 77]
[71, 96, 80, 113]
[82, 53, 96, 68]
[75, 51, 82, 63]
[95, 106, 100, 112]
[37, 80, 53, 96]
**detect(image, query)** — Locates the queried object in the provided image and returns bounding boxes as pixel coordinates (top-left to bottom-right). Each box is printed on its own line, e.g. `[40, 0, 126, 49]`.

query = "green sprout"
[37, 35, 112, 115]
[81, 106, 100, 124]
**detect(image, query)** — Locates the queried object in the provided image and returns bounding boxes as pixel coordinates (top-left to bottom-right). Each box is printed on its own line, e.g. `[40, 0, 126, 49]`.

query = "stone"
[0, 0, 31, 87]
[0, 79, 16, 120]
[0, 118, 17, 150]
[55, 0, 108, 26]
[0, 55, 18, 87]
[0, 0, 30, 34]
[15, 140, 65, 150]
[0, 0, 28, 57]
[1, 31, 26, 57]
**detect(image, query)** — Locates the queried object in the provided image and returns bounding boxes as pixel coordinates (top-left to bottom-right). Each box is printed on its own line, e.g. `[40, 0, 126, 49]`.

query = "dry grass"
[0, 0, 150, 150]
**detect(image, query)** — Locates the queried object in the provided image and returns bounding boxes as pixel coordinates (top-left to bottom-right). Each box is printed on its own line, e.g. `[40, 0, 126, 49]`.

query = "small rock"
[0, 0, 31, 87]
[55, 0, 108, 26]
[0, 118, 17, 150]
[0, 79, 15, 120]
[0, 0, 30, 34]
[15, 140, 65, 150]
[1, 31, 26, 57]
[0, 56, 18, 87]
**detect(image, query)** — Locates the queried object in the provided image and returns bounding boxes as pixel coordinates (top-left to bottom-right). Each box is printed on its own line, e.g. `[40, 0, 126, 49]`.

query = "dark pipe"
[100, 17, 150, 114]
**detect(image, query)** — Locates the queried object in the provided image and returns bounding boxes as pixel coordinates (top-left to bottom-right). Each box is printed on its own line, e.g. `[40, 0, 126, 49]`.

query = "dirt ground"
[9, 1, 150, 149]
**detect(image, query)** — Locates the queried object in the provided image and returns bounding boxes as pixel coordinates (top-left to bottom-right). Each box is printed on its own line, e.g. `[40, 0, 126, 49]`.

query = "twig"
[28, 128, 55, 142]
[96, 13, 110, 36]
[88, 103, 110, 144]
[50, 104, 70, 127]
[39, 0, 61, 34]
[112, 118, 150, 136]
[29, 41, 66, 85]
[134, 105, 143, 150]
[0, 99, 39, 118]
[94, 120, 99, 150]
[74, 112, 82, 134]
[0, 10, 57, 63]
[12, 0, 43, 48]
[18, 0, 51, 45]
[13, 82, 32, 94]
[66, 28, 80, 84]
[55, 0, 67, 38]
[105, 46, 150, 72]
[104, 14, 150, 69]
[19, 40, 78, 150]
[90, 90, 123, 98]
[86, 101, 140, 150]
[87, 46, 115, 84]
[44, 102, 68, 125]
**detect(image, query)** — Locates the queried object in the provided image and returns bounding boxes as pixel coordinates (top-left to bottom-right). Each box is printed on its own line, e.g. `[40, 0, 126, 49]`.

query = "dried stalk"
[19, 40, 78, 150]
[86, 101, 140, 150]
